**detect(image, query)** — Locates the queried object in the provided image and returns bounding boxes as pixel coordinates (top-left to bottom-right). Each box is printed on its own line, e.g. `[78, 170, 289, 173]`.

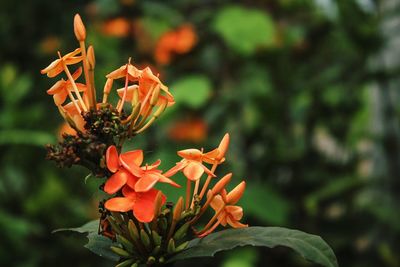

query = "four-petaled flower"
[164, 149, 217, 181]
[104, 145, 180, 194]
[210, 181, 247, 229]
[105, 185, 165, 223]
[46, 67, 86, 106]
[41, 48, 82, 78]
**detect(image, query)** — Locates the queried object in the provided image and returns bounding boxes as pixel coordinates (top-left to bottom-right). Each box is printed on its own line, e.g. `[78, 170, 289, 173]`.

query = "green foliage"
[58, 221, 338, 267]
[171, 75, 212, 109]
[213, 6, 276, 55]
[169, 227, 338, 267]
[0, 0, 398, 266]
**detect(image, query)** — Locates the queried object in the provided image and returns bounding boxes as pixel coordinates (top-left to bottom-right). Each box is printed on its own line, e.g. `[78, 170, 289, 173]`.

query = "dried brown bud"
[74, 14, 86, 41]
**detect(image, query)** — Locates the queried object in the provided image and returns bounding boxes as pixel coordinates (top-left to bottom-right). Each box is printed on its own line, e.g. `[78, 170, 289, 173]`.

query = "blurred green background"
[1, 0, 399, 266]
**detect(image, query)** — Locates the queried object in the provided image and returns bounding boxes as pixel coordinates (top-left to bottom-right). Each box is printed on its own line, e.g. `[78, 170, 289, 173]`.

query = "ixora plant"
[43, 14, 338, 267]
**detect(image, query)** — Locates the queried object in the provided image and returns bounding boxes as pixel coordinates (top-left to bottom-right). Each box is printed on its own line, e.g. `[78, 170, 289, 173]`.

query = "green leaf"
[54, 220, 119, 262]
[213, 6, 275, 55]
[169, 227, 338, 267]
[171, 75, 212, 109]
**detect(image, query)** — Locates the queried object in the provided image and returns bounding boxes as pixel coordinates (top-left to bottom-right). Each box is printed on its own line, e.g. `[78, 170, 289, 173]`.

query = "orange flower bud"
[150, 84, 161, 106]
[153, 191, 164, 218]
[216, 133, 230, 161]
[226, 181, 246, 205]
[173, 197, 184, 222]
[87, 45, 95, 69]
[74, 14, 86, 41]
[103, 78, 113, 95]
[211, 173, 232, 195]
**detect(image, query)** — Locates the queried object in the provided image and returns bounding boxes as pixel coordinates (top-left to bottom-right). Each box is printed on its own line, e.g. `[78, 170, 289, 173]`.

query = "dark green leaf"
[53, 220, 119, 262]
[169, 227, 338, 267]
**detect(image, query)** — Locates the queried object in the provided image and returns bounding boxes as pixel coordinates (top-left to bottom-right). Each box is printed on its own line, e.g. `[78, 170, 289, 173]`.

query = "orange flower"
[210, 181, 247, 228]
[105, 185, 166, 222]
[103, 145, 140, 194]
[41, 48, 82, 77]
[46, 67, 86, 106]
[61, 101, 85, 131]
[115, 67, 174, 116]
[174, 25, 197, 54]
[154, 24, 197, 65]
[119, 150, 181, 192]
[57, 122, 77, 140]
[102, 17, 131, 38]
[164, 149, 217, 181]
[106, 62, 142, 81]
[198, 181, 247, 237]
[210, 194, 247, 228]
[168, 118, 207, 143]
[104, 145, 180, 194]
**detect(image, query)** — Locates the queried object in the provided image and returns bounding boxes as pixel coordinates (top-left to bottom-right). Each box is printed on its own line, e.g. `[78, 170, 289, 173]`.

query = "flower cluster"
[42, 14, 247, 266]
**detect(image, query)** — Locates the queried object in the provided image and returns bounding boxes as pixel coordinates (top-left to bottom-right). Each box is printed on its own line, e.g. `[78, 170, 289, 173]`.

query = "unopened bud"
[212, 173, 232, 195]
[151, 230, 162, 246]
[116, 235, 134, 253]
[87, 45, 95, 70]
[153, 99, 168, 118]
[173, 197, 184, 222]
[146, 256, 156, 265]
[115, 259, 135, 267]
[74, 14, 86, 41]
[140, 229, 151, 251]
[128, 219, 139, 241]
[153, 191, 163, 218]
[175, 241, 189, 252]
[150, 85, 160, 106]
[226, 181, 246, 205]
[110, 246, 130, 257]
[216, 133, 230, 161]
[167, 238, 176, 254]
[173, 222, 190, 240]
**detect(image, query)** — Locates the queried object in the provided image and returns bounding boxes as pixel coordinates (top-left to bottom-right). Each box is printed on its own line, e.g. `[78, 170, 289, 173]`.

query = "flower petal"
[177, 148, 203, 161]
[122, 185, 136, 197]
[183, 161, 204, 181]
[120, 150, 144, 176]
[71, 67, 83, 80]
[47, 80, 66, 95]
[106, 65, 127, 80]
[135, 173, 159, 192]
[210, 195, 225, 211]
[106, 145, 119, 173]
[133, 189, 165, 222]
[163, 161, 186, 177]
[53, 92, 68, 106]
[104, 169, 131, 194]
[157, 174, 181, 188]
[225, 205, 243, 221]
[105, 197, 134, 212]
[226, 215, 247, 228]
[117, 85, 138, 102]
[226, 181, 246, 205]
